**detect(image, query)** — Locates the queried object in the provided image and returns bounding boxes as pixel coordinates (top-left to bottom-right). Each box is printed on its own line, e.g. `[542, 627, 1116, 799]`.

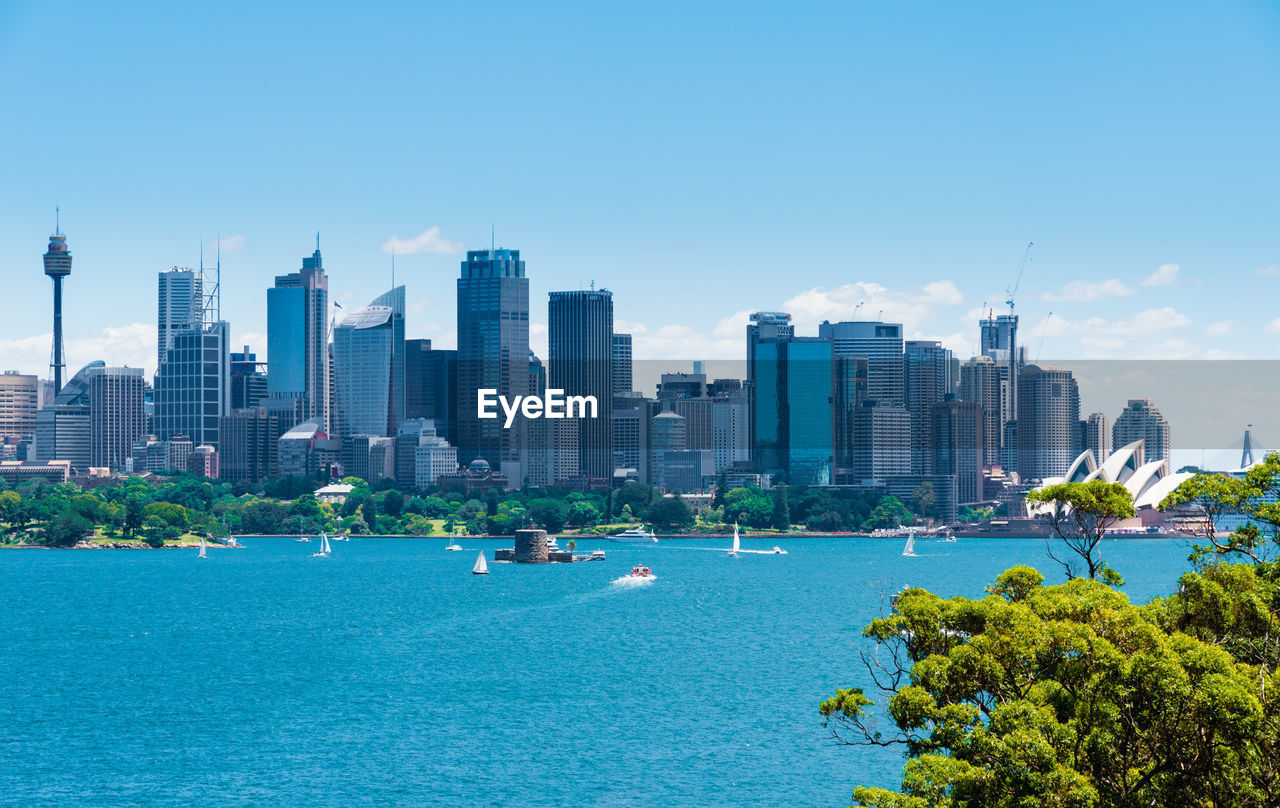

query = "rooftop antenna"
[55, 205, 61, 235]
[215, 234, 222, 321]
[491, 223, 495, 253]
[316, 231, 320, 252]
[391, 247, 396, 290]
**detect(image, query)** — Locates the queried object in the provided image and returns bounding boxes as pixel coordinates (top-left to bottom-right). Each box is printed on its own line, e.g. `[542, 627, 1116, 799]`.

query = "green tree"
[863, 495, 910, 531]
[1160, 451, 1280, 564]
[0, 490, 26, 529]
[124, 496, 145, 537]
[713, 469, 729, 509]
[528, 498, 568, 532]
[910, 481, 935, 518]
[45, 511, 93, 547]
[566, 500, 601, 528]
[645, 495, 693, 530]
[771, 485, 790, 531]
[820, 565, 1279, 808]
[1026, 479, 1135, 582]
[381, 488, 405, 518]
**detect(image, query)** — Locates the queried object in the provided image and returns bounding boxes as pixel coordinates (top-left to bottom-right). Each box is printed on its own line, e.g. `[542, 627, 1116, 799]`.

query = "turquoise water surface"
[0, 536, 1195, 806]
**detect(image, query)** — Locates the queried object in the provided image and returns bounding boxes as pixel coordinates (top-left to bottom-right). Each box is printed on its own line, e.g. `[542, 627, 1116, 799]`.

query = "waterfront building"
[332, 289, 405, 439]
[43, 226, 72, 393]
[661, 449, 714, 492]
[268, 242, 329, 427]
[832, 356, 869, 474]
[88, 366, 146, 470]
[1112, 399, 1170, 465]
[751, 336, 833, 485]
[612, 333, 633, 394]
[405, 339, 458, 446]
[456, 248, 530, 484]
[904, 340, 954, 474]
[0, 459, 72, 485]
[548, 289, 613, 479]
[0, 371, 39, 447]
[1032, 439, 1194, 525]
[153, 320, 230, 448]
[712, 388, 750, 473]
[852, 400, 911, 482]
[33, 361, 97, 469]
[1016, 364, 1080, 481]
[931, 398, 984, 505]
[157, 268, 203, 369]
[219, 407, 280, 483]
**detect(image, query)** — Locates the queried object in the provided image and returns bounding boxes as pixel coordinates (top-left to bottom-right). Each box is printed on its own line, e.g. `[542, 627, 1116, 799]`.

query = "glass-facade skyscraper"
[268, 244, 329, 428]
[332, 290, 405, 439]
[456, 249, 529, 483]
[153, 320, 230, 447]
[751, 336, 833, 485]
[549, 289, 613, 479]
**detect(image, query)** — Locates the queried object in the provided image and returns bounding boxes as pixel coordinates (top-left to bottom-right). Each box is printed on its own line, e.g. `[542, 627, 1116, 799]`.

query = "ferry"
[610, 526, 658, 544]
[629, 564, 654, 578]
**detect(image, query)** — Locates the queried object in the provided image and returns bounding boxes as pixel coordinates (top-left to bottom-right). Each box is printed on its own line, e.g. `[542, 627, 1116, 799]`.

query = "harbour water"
[0, 536, 1196, 806]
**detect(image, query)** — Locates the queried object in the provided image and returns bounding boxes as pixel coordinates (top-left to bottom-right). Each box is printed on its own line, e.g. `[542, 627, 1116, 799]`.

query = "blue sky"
[2, 0, 1279, 382]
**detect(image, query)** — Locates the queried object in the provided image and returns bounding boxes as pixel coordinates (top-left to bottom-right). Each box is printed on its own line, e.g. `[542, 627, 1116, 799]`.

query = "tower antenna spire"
[55, 205, 60, 235]
[391, 247, 396, 290]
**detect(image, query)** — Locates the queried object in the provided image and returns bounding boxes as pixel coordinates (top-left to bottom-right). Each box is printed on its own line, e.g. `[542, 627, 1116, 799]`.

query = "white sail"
[198, 535, 207, 558]
[322, 533, 331, 555]
[902, 528, 916, 557]
[473, 551, 489, 575]
[731, 522, 740, 555]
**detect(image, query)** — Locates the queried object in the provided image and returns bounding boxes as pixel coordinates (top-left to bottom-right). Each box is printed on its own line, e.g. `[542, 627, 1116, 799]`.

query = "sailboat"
[472, 551, 489, 575]
[728, 522, 740, 557]
[198, 535, 207, 559]
[311, 532, 331, 558]
[902, 528, 917, 557]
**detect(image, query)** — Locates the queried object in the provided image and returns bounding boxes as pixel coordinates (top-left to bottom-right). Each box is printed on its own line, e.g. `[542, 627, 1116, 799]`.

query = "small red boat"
[629, 564, 653, 578]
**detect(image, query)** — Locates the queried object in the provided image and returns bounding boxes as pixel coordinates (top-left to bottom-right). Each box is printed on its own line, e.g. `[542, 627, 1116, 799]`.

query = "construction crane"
[1006, 241, 1034, 317]
[1036, 312, 1053, 362]
[852, 301, 865, 321]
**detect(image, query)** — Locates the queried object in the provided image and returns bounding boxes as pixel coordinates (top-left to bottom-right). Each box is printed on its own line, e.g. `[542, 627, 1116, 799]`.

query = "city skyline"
[2, 3, 1280, 378]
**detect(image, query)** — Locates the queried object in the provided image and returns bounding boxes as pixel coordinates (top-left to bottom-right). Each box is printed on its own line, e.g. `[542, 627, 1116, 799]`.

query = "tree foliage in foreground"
[821, 562, 1280, 807]
[1026, 479, 1135, 584]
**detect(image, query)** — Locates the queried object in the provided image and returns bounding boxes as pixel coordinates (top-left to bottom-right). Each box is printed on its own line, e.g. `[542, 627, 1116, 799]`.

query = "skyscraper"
[332, 294, 399, 439]
[158, 268, 204, 368]
[153, 321, 230, 447]
[370, 286, 407, 434]
[0, 372, 39, 449]
[612, 333, 633, 395]
[751, 336, 833, 485]
[88, 366, 146, 469]
[456, 248, 530, 483]
[1016, 365, 1080, 481]
[549, 289, 613, 479]
[818, 320, 905, 406]
[43, 225, 72, 393]
[932, 398, 984, 505]
[268, 241, 329, 427]
[958, 356, 1005, 467]
[405, 339, 458, 446]
[34, 361, 97, 469]
[746, 312, 794, 386]
[904, 340, 954, 474]
[1112, 399, 1170, 465]
[230, 346, 269, 410]
[980, 312, 1021, 441]
[1081, 411, 1109, 463]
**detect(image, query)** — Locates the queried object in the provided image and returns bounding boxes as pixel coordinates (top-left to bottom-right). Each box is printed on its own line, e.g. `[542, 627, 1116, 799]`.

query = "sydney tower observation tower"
[43, 218, 72, 394]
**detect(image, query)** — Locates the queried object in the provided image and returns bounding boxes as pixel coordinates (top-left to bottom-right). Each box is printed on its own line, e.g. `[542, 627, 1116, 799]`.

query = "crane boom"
[1005, 241, 1034, 310]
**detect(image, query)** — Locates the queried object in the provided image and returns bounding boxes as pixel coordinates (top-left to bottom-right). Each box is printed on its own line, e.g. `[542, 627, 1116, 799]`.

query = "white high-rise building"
[157, 268, 204, 369]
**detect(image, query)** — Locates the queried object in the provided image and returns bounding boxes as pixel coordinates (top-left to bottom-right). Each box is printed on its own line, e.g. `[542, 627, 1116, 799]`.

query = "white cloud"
[921, 280, 963, 305]
[381, 226, 464, 255]
[1264, 318, 1280, 334]
[1254, 264, 1280, 277]
[1040, 278, 1134, 302]
[1203, 320, 1239, 337]
[1141, 263, 1179, 287]
[0, 323, 157, 378]
[781, 279, 965, 337]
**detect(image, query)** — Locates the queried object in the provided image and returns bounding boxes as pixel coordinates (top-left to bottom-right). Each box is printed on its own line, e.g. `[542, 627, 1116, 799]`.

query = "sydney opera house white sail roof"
[1029, 439, 1195, 513]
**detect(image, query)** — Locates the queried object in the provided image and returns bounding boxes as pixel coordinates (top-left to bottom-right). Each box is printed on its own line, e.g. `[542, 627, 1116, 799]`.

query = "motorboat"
[295, 537, 311, 543]
[331, 533, 350, 542]
[629, 564, 654, 578]
[545, 536, 560, 551]
[610, 526, 657, 544]
[769, 546, 788, 555]
[941, 533, 957, 543]
[590, 549, 606, 560]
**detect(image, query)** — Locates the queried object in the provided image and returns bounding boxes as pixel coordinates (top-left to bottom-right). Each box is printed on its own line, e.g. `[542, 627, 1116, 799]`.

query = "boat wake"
[611, 575, 657, 587]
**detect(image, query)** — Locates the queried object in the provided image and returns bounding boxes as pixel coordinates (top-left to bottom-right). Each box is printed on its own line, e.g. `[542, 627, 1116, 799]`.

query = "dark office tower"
[154, 322, 230, 447]
[230, 346, 269, 410]
[268, 240, 329, 428]
[457, 248, 530, 481]
[529, 351, 546, 396]
[746, 312, 794, 386]
[958, 356, 1004, 466]
[549, 289, 614, 479]
[1016, 365, 1079, 482]
[904, 340, 954, 474]
[612, 333, 633, 395]
[750, 337, 833, 485]
[43, 225, 72, 393]
[932, 399, 984, 505]
[405, 339, 458, 446]
[218, 407, 281, 483]
[832, 356, 868, 472]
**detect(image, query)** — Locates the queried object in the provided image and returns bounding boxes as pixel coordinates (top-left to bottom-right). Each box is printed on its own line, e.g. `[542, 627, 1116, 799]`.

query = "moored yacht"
[610, 526, 657, 543]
